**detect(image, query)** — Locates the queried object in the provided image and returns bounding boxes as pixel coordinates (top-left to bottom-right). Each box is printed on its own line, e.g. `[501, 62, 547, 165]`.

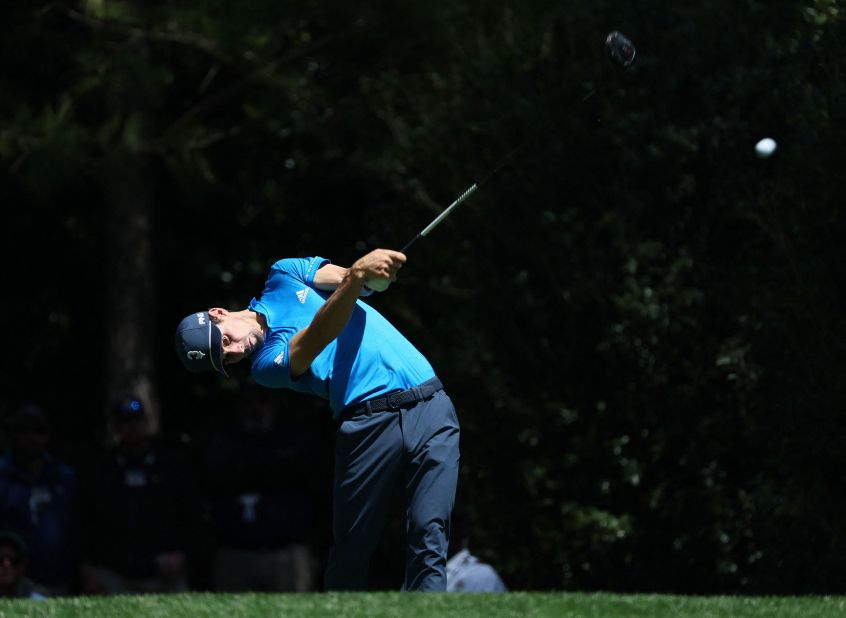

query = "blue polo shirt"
[248, 257, 435, 416]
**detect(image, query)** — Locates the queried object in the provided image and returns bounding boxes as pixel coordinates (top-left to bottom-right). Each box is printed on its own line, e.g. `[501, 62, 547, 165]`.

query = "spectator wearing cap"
[0, 531, 47, 599]
[0, 403, 78, 596]
[446, 549, 508, 593]
[79, 397, 202, 595]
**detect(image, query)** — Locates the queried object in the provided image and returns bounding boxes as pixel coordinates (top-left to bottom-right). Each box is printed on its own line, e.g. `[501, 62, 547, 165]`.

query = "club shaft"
[401, 184, 478, 253]
[400, 234, 422, 253]
[421, 183, 478, 237]
[400, 88, 597, 254]
[397, 33, 633, 257]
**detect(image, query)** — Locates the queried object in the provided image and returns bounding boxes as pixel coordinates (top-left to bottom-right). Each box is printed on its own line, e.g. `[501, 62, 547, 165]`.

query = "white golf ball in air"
[755, 137, 777, 158]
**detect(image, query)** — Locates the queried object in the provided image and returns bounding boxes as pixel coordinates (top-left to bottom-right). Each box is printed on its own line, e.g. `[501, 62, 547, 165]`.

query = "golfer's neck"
[253, 310, 268, 336]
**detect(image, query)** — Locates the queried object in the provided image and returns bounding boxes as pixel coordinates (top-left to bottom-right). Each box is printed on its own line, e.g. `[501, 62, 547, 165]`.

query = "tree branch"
[46, 1, 233, 63]
[165, 31, 348, 132]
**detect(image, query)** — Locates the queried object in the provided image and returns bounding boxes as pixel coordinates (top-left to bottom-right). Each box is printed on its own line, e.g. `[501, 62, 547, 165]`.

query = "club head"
[605, 31, 636, 68]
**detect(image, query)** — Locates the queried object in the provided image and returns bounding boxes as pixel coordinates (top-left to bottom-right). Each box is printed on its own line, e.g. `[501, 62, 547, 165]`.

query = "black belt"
[341, 377, 443, 420]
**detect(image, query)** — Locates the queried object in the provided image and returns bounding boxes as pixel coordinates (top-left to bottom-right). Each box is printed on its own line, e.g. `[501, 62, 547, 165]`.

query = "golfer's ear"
[208, 308, 229, 319]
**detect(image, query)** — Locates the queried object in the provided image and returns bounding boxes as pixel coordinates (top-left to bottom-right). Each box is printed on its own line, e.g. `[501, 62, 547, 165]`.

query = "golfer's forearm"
[314, 264, 373, 296]
[313, 264, 347, 290]
[311, 270, 365, 343]
[289, 268, 366, 375]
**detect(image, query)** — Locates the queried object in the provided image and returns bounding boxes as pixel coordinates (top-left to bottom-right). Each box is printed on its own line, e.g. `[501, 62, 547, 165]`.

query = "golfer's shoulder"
[250, 348, 291, 389]
[269, 256, 329, 281]
[270, 256, 299, 269]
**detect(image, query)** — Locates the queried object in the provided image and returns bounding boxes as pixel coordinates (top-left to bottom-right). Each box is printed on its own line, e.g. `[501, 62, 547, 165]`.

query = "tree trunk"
[103, 151, 160, 435]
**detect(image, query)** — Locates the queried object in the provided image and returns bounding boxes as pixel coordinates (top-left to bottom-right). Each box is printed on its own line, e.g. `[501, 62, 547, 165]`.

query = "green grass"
[1, 592, 844, 617]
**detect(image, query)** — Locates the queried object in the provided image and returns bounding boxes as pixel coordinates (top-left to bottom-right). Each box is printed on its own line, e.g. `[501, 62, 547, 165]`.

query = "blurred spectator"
[446, 549, 508, 592]
[0, 403, 77, 596]
[445, 501, 507, 593]
[0, 531, 47, 600]
[79, 396, 201, 594]
[204, 387, 320, 592]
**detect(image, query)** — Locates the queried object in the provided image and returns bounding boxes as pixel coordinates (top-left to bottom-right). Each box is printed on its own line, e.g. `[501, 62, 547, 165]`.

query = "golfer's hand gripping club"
[358, 248, 406, 292]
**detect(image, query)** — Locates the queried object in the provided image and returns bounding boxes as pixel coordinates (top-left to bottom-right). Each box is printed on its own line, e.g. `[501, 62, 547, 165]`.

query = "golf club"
[399, 31, 636, 254]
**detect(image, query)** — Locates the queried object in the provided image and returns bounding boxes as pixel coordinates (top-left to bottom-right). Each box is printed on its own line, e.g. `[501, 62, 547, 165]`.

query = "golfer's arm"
[288, 268, 367, 377]
[314, 264, 373, 295]
[312, 264, 346, 289]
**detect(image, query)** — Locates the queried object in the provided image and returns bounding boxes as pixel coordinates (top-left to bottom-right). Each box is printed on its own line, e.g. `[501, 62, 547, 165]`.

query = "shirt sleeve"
[251, 327, 298, 388]
[249, 256, 330, 390]
[271, 256, 330, 287]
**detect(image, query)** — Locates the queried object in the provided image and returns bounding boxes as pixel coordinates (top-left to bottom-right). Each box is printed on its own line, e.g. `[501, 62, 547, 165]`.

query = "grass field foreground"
[1, 591, 844, 617]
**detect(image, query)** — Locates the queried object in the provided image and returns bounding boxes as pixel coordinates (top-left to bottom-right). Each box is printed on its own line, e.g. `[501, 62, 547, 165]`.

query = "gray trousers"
[324, 389, 460, 591]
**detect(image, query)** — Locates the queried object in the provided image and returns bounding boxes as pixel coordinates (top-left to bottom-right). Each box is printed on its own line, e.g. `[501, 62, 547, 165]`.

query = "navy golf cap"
[174, 311, 228, 376]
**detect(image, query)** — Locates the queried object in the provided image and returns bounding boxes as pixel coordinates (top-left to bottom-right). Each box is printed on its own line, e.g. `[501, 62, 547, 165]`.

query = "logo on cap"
[187, 350, 206, 360]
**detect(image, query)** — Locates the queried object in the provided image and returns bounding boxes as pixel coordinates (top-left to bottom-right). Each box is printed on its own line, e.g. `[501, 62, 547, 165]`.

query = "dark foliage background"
[2, 0, 845, 592]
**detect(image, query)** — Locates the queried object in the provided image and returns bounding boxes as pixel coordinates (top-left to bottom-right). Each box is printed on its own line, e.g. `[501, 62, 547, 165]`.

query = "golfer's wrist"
[346, 264, 368, 286]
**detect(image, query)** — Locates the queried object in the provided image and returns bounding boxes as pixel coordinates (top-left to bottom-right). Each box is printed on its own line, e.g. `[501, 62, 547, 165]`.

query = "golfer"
[175, 249, 460, 591]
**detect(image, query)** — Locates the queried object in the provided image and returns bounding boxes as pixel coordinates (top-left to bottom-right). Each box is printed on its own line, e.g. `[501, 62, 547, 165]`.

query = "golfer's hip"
[339, 377, 444, 421]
